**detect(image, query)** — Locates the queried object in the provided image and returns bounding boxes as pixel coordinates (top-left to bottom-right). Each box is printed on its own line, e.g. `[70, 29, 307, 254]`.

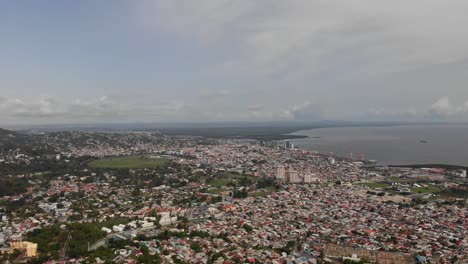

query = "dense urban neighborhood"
[0, 129, 466, 264]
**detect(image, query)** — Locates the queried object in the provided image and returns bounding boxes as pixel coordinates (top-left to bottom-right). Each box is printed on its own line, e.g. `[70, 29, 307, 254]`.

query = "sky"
[1, 1, 468, 124]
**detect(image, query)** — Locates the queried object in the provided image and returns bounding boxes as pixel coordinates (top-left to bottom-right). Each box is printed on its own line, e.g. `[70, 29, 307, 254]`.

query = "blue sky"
[1, 1, 468, 124]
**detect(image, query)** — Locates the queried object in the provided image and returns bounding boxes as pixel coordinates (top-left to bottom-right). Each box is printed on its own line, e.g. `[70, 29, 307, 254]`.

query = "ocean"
[289, 124, 468, 166]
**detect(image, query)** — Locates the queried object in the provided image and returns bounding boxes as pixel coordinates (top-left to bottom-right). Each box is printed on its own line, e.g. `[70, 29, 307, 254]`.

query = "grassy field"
[411, 185, 440, 194]
[89, 155, 170, 169]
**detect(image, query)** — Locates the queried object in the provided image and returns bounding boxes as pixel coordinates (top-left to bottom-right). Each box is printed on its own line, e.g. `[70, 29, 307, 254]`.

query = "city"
[2, 1, 468, 263]
[0, 130, 466, 263]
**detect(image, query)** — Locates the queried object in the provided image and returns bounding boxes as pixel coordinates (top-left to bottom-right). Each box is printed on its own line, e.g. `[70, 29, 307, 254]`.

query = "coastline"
[389, 164, 468, 170]
[289, 125, 468, 168]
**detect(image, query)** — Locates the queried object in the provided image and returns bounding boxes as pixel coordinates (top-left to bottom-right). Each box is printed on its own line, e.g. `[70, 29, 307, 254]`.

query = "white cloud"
[428, 96, 468, 119]
[129, 0, 468, 122]
[278, 101, 323, 120]
[2, 1, 468, 123]
[142, 0, 468, 77]
[365, 97, 468, 121]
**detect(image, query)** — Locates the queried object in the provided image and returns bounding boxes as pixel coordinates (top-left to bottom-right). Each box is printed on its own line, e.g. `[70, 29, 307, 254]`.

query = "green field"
[207, 178, 231, 188]
[410, 185, 440, 194]
[89, 155, 170, 169]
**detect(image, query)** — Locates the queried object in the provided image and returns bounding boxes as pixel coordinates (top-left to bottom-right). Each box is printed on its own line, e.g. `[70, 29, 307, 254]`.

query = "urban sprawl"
[0, 131, 466, 264]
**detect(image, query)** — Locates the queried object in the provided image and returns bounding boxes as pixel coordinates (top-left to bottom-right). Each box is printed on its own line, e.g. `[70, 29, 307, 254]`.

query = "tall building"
[276, 166, 286, 182]
[284, 140, 291, 149]
[304, 174, 319, 183]
[304, 174, 312, 183]
[288, 170, 300, 183]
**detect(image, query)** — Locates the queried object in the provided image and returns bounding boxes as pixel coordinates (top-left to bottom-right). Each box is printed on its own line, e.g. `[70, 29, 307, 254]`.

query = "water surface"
[290, 125, 468, 166]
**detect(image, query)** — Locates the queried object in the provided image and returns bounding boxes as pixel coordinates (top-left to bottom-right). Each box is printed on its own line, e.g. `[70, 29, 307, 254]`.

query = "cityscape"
[1, 1, 468, 263]
[0, 130, 466, 263]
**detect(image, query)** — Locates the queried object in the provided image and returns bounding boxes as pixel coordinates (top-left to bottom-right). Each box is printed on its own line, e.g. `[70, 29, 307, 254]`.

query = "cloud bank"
[2, 94, 468, 124]
[1, 1, 468, 123]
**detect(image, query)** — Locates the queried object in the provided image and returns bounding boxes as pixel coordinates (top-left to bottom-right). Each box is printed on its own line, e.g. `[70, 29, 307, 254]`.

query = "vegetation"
[190, 242, 203, 253]
[137, 245, 161, 264]
[233, 190, 249, 199]
[155, 121, 406, 140]
[410, 185, 440, 194]
[0, 176, 29, 197]
[27, 222, 109, 259]
[243, 224, 253, 233]
[206, 173, 258, 187]
[67, 223, 107, 258]
[440, 187, 468, 198]
[27, 225, 64, 254]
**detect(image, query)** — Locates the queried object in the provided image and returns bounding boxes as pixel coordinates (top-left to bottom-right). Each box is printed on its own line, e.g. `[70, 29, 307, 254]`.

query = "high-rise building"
[304, 174, 319, 183]
[276, 166, 286, 182]
[284, 140, 291, 149]
[288, 171, 300, 183]
[304, 174, 312, 183]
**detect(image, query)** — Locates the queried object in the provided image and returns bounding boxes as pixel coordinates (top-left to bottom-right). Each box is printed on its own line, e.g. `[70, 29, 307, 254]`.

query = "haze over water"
[290, 125, 468, 166]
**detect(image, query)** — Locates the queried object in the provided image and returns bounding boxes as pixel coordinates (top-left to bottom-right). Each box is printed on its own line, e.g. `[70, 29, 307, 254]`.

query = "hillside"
[0, 128, 27, 151]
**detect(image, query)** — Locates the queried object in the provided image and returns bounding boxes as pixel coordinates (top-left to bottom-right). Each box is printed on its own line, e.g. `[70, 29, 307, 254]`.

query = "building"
[277, 166, 286, 182]
[284, 140, 291, 149]
[288, 171, 301, 183]
[304, 174, 319, 184]
[10, 241, 38, 257]
[460, 170, 467, 178]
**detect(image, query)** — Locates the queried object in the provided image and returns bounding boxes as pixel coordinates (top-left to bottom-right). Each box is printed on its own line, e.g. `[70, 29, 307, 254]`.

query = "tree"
[191, 242, 202, 253]
[243, 224, 253, 233]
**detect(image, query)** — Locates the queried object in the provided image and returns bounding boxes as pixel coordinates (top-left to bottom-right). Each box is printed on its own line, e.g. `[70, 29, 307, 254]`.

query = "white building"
[141, 222, 154, 228]
[112, 225, 125, 233]
[101, 227, 112, 234]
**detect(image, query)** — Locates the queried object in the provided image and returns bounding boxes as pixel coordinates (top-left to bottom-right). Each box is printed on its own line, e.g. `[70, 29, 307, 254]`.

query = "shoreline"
[289, 125, 468, 170]
[388, 164, 468, 170]
[291, 147, 468, 170]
